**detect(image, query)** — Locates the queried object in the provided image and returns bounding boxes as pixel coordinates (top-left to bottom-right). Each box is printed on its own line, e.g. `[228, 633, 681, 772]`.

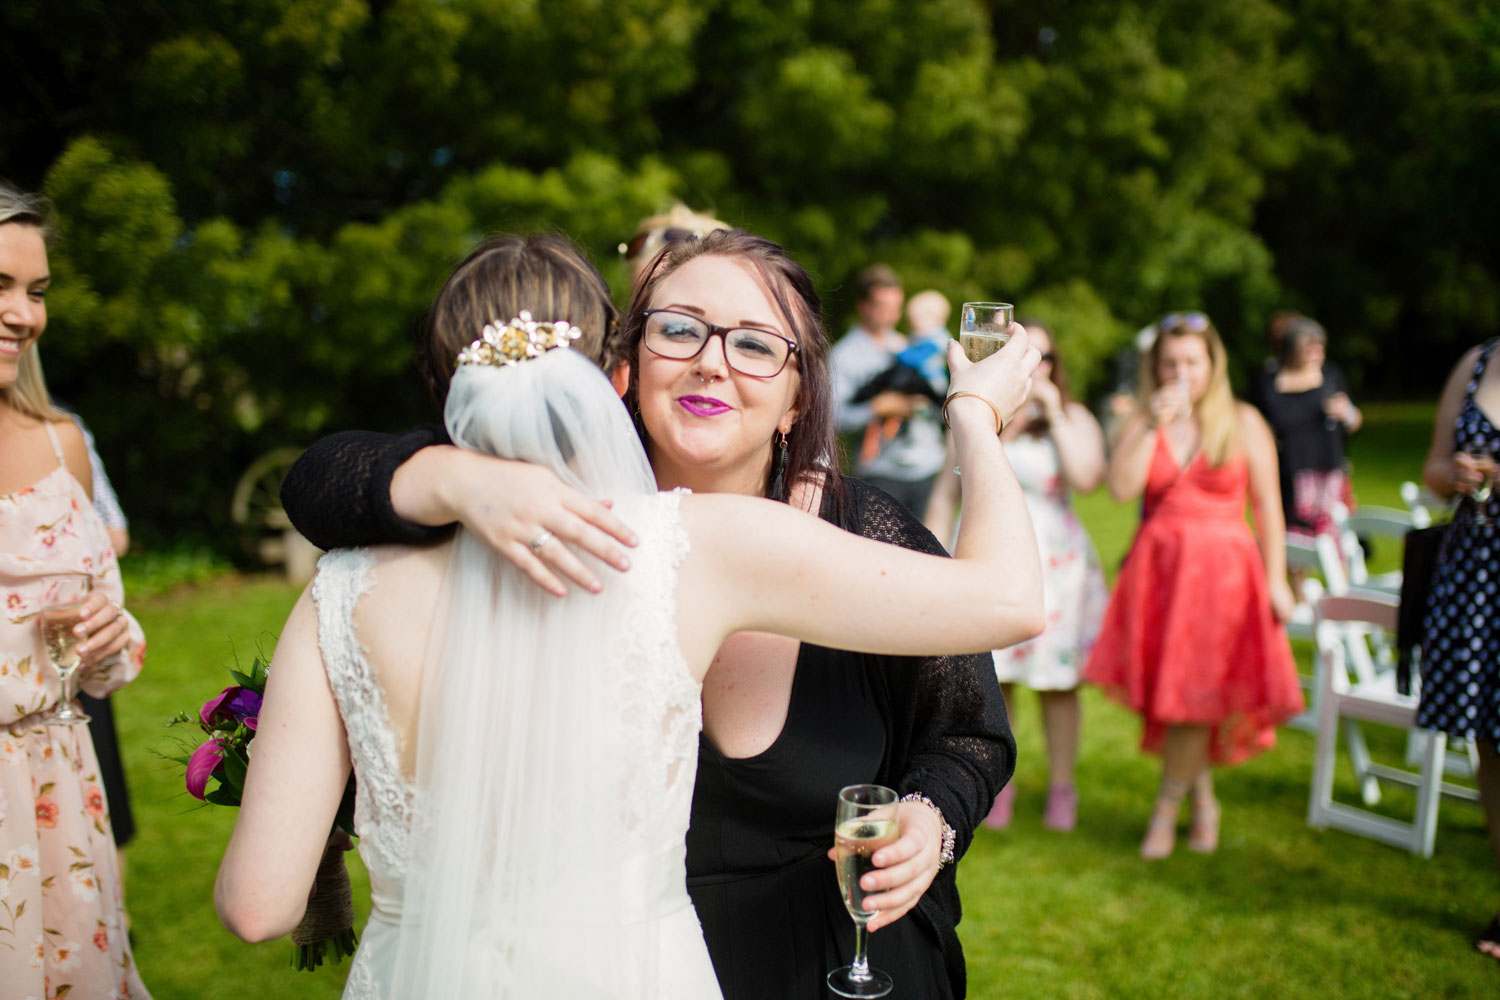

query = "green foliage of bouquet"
[164, 654, 359, 971]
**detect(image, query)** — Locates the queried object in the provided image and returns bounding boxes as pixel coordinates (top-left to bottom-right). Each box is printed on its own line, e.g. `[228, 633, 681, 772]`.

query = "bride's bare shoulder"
[355, 541, 453, 634]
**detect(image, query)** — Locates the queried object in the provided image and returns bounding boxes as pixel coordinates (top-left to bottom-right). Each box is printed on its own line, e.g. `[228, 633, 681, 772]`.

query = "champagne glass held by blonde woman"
[1083, 312, 1302, 860]
[0, 183, 150, 997]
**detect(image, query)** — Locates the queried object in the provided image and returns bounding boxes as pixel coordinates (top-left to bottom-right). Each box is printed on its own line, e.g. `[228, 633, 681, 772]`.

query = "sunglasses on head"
[1159, 311, 1209, 333]
[618, 227, 703, 260]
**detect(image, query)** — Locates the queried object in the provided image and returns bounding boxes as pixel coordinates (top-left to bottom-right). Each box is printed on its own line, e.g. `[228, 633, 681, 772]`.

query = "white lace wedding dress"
[311, 493, 723, 999]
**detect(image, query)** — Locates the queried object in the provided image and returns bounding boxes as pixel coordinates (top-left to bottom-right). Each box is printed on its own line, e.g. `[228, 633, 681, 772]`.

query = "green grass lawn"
[111, 401, 1497, 997]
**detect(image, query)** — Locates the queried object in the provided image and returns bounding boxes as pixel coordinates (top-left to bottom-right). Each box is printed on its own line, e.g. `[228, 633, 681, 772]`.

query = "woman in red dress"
[1085, 312, 1301, 859]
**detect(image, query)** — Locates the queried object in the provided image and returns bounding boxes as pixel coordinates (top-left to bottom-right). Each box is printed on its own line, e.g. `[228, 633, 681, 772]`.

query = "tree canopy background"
[3, 0, 1495, 552]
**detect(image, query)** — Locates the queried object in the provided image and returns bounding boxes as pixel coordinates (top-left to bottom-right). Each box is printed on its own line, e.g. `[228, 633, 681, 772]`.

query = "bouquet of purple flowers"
[166, 654, 358, 971]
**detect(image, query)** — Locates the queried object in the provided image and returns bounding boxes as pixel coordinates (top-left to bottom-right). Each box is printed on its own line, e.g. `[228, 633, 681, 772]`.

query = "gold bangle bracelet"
[942, 391, 1004, 435]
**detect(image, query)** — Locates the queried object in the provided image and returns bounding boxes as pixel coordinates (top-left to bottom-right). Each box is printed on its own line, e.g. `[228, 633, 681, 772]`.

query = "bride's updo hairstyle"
[420, 233, 617, 404]
[614, 229, 841, 508]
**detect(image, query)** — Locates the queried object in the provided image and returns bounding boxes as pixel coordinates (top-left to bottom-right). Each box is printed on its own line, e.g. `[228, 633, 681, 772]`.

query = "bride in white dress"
[214, 235, 1042, 998]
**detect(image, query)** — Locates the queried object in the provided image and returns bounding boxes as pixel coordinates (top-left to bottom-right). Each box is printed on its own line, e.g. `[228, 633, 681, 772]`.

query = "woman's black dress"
[1249, 362, 1353, 533]
[280, 435, 1016, 999]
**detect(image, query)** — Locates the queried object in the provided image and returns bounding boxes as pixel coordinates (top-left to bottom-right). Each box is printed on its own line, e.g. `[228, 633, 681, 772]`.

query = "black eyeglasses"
[618, 227, 702, 261]
[641, 309, 799, 378]
[1159, 311, 1209, 333]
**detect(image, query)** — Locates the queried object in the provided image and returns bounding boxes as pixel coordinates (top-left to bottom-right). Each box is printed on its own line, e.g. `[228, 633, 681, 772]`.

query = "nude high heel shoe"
[1140, 779, 1189, 860]
[1187, 772, 1220, 853]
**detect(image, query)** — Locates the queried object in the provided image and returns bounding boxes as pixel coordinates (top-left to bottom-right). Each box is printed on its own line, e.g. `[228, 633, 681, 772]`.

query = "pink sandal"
[1042, 783, 1078, 832]
[983, 782, 1017, 830]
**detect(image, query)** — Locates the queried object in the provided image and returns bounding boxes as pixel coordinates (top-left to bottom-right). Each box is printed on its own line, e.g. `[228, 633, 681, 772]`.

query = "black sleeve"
[836, 478, 1015, 995]
[279, 425, 456, 550]
[841, 480, 1015, 856]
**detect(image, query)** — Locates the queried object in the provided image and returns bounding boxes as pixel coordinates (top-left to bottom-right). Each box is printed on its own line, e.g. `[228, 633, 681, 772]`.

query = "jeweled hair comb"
[455, 311, 582, 369]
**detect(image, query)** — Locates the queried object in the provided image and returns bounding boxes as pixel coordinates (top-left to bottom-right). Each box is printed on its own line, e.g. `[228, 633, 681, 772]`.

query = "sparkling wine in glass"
[959, 302, 1014, 363]
[1472, 449, 1495, 527]
[37, 574, 93, 726]
[828, 784, 900, 999]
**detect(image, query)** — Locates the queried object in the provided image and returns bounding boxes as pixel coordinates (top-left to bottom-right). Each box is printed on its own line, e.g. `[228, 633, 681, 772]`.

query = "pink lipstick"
[678, 395, 732, 417]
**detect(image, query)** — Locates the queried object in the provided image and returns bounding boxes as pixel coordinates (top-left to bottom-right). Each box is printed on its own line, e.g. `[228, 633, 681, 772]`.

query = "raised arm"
[1050, 402, 1107, 493]
[678, 332, 1044, 669]
[1105, 412, 1157, 502]
[216, 586, 350, 943]
[1239, 403, 1295, 622]
[281, 426, 639, 596]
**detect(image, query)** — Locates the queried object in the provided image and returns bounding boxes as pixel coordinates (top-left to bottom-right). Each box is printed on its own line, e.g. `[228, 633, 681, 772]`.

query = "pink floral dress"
[1, 421, 148, 999]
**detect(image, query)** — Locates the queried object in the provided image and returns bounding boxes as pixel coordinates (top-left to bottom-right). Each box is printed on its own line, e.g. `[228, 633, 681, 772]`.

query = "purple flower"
[200, 686, 264, 728]
[186, 739, 225, 800]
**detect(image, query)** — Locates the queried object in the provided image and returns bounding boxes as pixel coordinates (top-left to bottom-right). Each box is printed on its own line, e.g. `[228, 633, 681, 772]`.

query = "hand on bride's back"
[945, 324, 1041, 429]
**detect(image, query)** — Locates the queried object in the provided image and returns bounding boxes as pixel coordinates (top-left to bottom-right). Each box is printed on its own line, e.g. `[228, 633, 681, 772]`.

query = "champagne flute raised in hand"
[37, 573, 93, 726]
[959, 302, 1014, 363]
[828, 784, 900, 999]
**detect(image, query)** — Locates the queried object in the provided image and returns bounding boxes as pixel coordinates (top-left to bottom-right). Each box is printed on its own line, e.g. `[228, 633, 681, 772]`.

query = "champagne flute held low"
[36, 573, 93, 726]
[828, 783, 900, 998]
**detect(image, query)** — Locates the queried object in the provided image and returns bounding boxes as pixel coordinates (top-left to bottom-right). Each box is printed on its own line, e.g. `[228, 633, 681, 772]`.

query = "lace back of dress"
[309, 549, 413, 879]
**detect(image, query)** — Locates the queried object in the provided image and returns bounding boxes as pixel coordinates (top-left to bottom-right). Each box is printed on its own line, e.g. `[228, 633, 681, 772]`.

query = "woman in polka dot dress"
[1416, 338, 1500, 961]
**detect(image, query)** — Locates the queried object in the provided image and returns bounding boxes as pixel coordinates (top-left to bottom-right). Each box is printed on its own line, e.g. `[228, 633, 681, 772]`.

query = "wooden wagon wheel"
[231, 447, 304, 565]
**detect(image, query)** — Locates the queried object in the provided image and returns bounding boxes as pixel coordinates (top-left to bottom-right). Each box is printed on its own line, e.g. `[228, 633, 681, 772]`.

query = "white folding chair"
[1307, 592, 1446, 856]
[1399, 480, 1442, 529]
[1376, 488, 1481, 790]
[1336, 503, 1414, 595]
[1284, 535, 1332, 734]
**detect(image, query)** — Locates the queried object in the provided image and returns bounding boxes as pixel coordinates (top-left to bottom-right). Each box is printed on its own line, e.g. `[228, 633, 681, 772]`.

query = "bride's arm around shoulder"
[216, 581, 352, 943]
[676, 335, 1046, 675]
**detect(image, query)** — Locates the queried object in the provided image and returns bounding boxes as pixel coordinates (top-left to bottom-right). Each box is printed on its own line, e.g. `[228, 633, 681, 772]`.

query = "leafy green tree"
[3, 0, 1493, 550]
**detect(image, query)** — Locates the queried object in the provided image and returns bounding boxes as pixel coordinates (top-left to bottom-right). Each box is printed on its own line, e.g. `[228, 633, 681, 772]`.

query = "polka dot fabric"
[1417, 339, 1500, 742]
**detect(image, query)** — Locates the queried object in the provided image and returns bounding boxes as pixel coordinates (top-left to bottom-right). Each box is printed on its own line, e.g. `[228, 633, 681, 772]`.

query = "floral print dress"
[1, 421, 148, 999]
[993, 432, 1109, 691]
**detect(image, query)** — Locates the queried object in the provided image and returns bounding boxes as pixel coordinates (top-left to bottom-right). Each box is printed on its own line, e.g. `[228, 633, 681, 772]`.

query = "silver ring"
[529, 529, 554, 556]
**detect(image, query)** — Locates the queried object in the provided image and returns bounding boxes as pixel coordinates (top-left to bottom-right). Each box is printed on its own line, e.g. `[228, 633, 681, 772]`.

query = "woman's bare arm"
[679, 336, 1045, 673]
[1105, 412, 1156, 502]
[1049, 401, 1107, 493]
[216, 587, 350, 943]
[1423, 347, 1483, 499]
[1239, 403, 1295, 622]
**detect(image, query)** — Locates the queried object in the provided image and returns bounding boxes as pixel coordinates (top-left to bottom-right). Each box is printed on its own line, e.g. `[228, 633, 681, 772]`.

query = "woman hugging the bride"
[214, 232, 1042, 998]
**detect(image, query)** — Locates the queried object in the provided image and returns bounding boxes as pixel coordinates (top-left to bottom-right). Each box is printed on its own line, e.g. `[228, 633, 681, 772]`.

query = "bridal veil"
[388, 347, 666, 996]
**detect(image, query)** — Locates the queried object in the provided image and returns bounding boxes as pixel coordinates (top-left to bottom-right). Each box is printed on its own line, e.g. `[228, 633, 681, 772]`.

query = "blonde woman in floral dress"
[0, 184, 149, 998]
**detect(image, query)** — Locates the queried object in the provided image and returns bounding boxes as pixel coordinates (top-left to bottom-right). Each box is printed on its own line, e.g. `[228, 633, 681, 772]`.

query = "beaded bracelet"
[900, 792, 957, 870]
[941, 391, 1004, 435]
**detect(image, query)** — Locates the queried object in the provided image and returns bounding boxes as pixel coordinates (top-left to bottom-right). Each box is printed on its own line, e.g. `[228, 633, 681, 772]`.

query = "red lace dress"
[1085, 430, 1302, 765]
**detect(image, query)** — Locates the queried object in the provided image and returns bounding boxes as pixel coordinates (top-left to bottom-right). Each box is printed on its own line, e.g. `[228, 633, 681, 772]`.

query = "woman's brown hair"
[422, 233, 617, 402]
[614, 229, 841, 510]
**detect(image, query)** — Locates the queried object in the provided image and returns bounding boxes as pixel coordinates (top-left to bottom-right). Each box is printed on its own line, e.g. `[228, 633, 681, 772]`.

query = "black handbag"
[1395, 522, 1452, 695]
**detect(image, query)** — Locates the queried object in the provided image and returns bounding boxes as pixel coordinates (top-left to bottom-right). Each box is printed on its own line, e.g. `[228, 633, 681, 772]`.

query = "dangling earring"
[768, 430, 790, 501]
